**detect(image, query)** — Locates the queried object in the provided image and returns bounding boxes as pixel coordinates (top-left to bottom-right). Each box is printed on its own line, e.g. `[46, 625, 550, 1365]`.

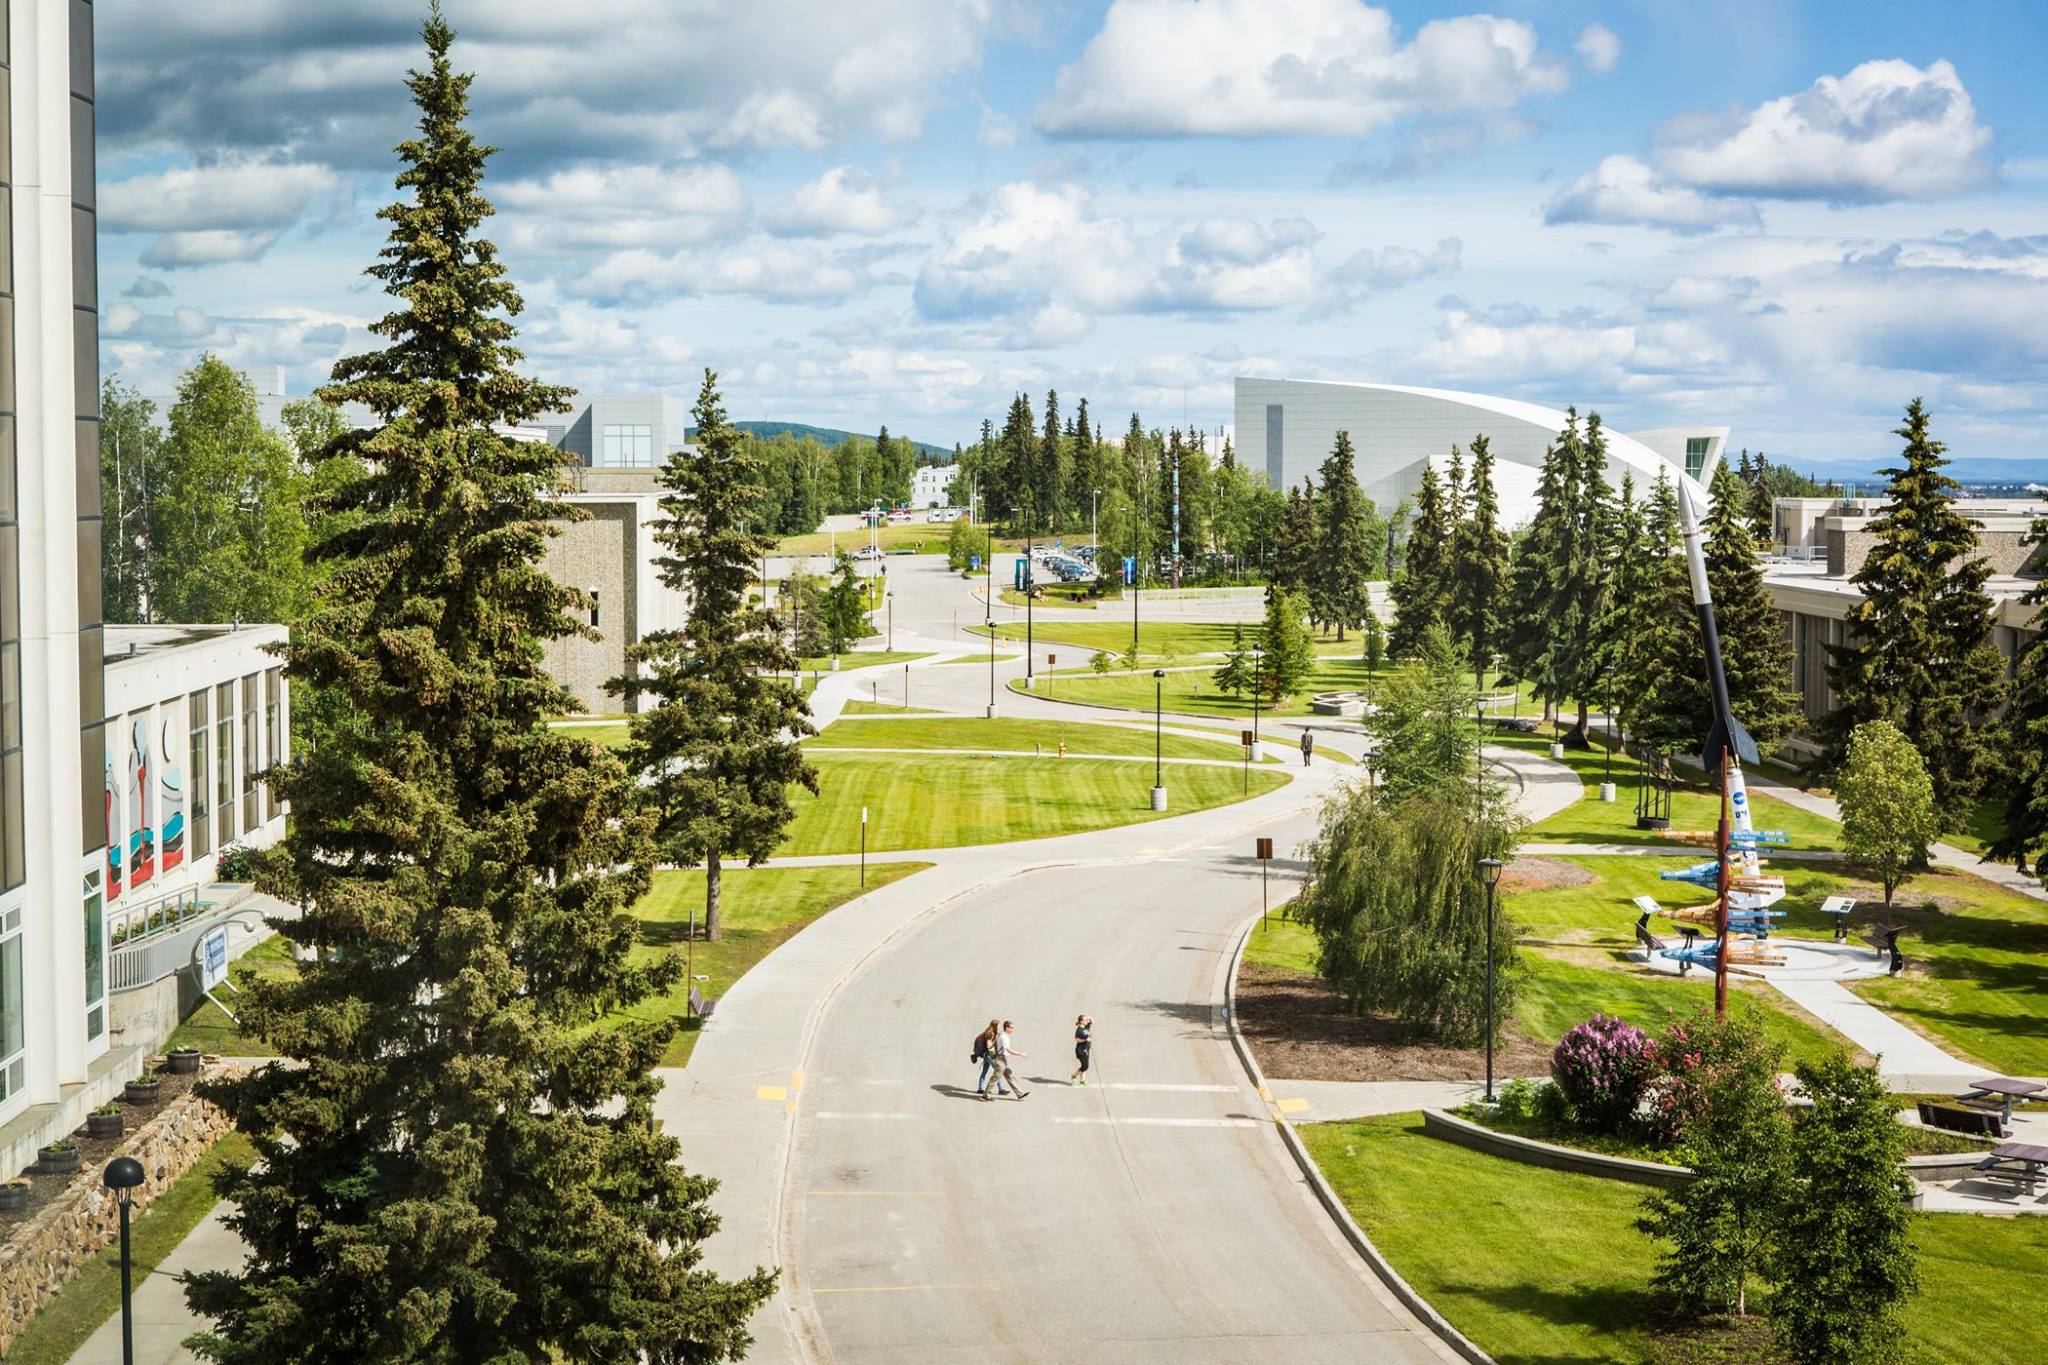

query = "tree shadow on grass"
[1429, 1280, 1653, 1363]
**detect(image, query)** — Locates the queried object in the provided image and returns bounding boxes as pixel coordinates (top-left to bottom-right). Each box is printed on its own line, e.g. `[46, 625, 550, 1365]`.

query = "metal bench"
[1633, 910, 1668, 956]
[1919, 1100, 2006, 1139]
[687, 986, 718, 1020]
[1859, 925, 1905, 975]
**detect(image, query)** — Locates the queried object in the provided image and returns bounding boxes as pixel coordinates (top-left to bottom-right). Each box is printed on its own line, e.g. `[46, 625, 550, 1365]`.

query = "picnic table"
[1958, 1077, 2045, 1125]
[1973, 1141, 2048, 1196]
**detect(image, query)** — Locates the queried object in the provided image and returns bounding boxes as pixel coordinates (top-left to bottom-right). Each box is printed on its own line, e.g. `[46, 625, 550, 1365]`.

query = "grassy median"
[808, 715, 1278, 763]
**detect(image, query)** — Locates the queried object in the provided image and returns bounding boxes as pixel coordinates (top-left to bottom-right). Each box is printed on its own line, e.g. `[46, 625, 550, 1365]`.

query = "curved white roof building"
[1234, 378, 1727, 528]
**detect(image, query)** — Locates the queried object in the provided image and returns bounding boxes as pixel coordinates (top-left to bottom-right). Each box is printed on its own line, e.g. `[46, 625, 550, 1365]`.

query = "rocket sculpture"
[1650, 486, 1787, 1002]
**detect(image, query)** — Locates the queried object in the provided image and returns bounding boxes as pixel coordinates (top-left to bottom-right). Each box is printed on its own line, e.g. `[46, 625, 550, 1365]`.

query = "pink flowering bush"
[1550, 1014, 1655, 1133]
[1641, 1007, 1784, 1148]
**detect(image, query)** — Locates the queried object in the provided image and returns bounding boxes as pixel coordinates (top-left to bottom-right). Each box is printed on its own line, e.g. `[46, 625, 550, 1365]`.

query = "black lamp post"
[105, 1155, 145, 1364]
[985, 618, 998, 718]
[1151, 668, 1168, 811]
[1478, 856, 1504, 1102]
[1250, 643, 1263, 750]
[1364, 745, 1378, 795]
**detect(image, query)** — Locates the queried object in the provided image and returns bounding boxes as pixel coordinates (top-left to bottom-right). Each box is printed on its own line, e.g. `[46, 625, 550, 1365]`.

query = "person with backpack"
[1300, 730, 1314, 767]
[1070, 1014, 1093, 1085]
[981, 1020, 1028, 1101]
[972, 1018, 1008, 1097]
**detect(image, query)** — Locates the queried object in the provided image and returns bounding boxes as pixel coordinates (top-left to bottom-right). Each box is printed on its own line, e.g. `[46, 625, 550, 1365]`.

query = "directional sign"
[1256, 837, 1274, 860]
[1122, 556, 1136, 585]
[1241, 730, 1255, 747]
[970, 554, 981, 570]
[200, 926, 230, 990]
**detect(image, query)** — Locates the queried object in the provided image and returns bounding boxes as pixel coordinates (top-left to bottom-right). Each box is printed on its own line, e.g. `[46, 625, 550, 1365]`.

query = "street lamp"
[985, 618, 999, 719]
[105, 1155, 145, 1365]
[1151, 668, 1168, 811]
[1364, 745, 1379, 795]
[1250, 643, 1263, 751]
[1477, 856, 1505, 1102]
[1091, 487, 1099, 561]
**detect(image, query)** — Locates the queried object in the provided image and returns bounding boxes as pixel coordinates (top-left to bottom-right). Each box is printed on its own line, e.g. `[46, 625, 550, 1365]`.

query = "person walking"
[1300, 730, 1314, 767]
[1070, 1015, 1093, 1085]
[973, 1018, 1008, 1098]
[982, 1020, 1028, 1101]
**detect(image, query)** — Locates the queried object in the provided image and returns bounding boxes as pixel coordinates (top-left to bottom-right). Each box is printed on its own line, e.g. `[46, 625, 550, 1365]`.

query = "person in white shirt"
[981, 1020, 1029, 1101]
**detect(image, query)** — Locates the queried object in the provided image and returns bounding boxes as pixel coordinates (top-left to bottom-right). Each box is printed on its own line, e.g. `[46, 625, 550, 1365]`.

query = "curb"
[1221, 911, 1496, 1365]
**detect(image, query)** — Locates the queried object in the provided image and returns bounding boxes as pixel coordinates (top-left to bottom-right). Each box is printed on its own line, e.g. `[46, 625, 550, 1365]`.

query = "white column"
[12, 0, 89, 1098]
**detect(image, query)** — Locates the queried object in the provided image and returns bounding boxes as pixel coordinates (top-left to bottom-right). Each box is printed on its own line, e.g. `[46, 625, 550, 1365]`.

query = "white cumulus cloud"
[1574, 23, 1621, 75]
[766, 167, 922, 236]
[1658, 58, 1992, 202]
[1544, 155, 1762, 234]
[1036, 0, 1568, 138]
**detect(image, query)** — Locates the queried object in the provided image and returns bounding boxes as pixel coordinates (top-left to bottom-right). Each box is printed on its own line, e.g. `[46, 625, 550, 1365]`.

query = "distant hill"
[1789, 455, 2048, 489]
[687, 420, 954, 463]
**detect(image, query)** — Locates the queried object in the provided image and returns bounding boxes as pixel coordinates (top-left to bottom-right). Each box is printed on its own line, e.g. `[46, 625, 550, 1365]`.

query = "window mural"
[126, 716, 155, 892]
[159, 713, 185, 874]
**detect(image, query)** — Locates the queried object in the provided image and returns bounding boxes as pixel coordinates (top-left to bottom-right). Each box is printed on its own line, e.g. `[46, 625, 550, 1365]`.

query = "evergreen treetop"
[1388, 463, 1454, 659]
[1309, 431, 1374, 640]
[1702, 459, 1802, 753]
[1451, 435, 1511, 687]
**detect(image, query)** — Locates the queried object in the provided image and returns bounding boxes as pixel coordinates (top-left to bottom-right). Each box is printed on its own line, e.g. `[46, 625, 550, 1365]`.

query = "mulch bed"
[1501, 856, 1596, 893]
[0, 1067, 204, 1233]
[1237, 963, 1552, 1082]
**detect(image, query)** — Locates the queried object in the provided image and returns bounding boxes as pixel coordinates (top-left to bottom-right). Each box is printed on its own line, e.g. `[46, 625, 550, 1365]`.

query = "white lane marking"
[813, 1111, 921, 1121]
[1096, 1083, 1238, 1093]
[1052, 1117, 1261, 1129]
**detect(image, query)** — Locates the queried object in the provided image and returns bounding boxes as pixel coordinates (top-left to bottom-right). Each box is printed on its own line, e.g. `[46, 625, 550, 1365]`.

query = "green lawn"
[1505, 852, 2048, 1075]
[979, 618, 1381, 664]
[1301, 1113, 2048, 1365]
[808, 715, 1278, 763]
[167, 935, 297, 1055]
[1024, 654, 1388, 718]
[781, 751, 1289, 855]
[838, 700, 944, 715]
[772, 524, 955, 554]
[799, 650, 932, 671]
[1244, 913, 1317, 973]
[1517, 950, 1856, 1066]
[1500, 734, 1841, 851]
[609, 863, 928, 1066]
[932, 652, 1019, 666]
[4, 1130, 255, 1365]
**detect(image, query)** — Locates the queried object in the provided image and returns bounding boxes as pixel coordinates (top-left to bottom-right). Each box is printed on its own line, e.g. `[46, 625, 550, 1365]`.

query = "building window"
[242, 674, 260, 831]
[0, 903, 23, 1106]
[1685, 437, 1711, 483]
[264, 669, 282, 823]
[601, 423, 654, 467]
[216, 682, 237, 844]
[189, 692, 211, 858]
[83, 864, 104, 1042]
[589, 589, 601, 631]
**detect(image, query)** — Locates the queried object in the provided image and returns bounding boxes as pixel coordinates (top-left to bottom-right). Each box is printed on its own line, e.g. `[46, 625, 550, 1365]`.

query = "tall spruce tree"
[1452, 434, 1511, 688]
[1309, 432, 1373, 640]
[1274, 481, 1318, 596]
[1821, 400, 2007, 825]
[1624, 471, 1706, 761]
[1502, 410, 1609, 740]
[1992, 515, 2048, 879]
[1387, 463, 1454, 658]
[613, 370, 819, 942]
[1702, 459, 1801, 752]
[1041, 388, 1067, 530]
[184, 12, 775, 1359]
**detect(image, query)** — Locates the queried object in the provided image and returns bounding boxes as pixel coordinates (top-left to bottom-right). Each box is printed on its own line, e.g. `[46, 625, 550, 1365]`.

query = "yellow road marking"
[756, 1085, 788, 1101]
[1276, 1097, 1309, 1114]
[791, 1066, 805, 1092]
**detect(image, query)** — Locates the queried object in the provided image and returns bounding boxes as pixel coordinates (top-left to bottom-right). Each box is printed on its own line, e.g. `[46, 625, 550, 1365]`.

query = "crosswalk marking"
[1052, 1116, 1261, 1129]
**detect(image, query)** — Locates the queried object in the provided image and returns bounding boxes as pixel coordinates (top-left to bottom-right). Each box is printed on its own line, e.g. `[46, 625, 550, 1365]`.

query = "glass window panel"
[242, 674, 258, 828]
[1, 752, 21, 892]
[75, 513, 100, 621]
[74, 416, 96, 516]
[70, 0, 93, 102]
[73, 309, 95, 417]
[216, 683, 236, 842]
[83, 865, 103, 1014]
[0, 297, 16, 416]
[71, 203, 94, 309]
[69, 98, 93, 213]
[78, 718, 104, 850]
[77, 622, 101, 717]
[0, 929, 22, 1083]
[189, 693, 210, 858]
[2, 641, 18, 750]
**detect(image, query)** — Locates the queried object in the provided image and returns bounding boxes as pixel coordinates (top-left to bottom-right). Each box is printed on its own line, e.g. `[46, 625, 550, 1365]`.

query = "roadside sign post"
[1241, 729, 1254, 792]
[1256, 837, 1275, 925]
[1124, 556, 1139, 652]
[861, 806, 869, 886]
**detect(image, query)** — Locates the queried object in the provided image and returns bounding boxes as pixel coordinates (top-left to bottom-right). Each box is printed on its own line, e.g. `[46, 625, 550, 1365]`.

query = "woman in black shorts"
[1070, 1014, 1093, 1085]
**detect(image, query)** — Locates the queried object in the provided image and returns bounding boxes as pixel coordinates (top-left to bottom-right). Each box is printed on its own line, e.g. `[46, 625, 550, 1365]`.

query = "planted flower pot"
[165, 1047, 202, 1075]
[36, 1143, 81, 1174]
[124, 1077, 162, 1105]
[0, 1180, 29, 1213]
[87, 1107, 125, 1138]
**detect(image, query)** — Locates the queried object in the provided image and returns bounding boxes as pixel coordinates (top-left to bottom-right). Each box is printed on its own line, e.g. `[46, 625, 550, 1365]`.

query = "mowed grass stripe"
[780, 751, 1289, 856]
[808, 716, 1278, 764]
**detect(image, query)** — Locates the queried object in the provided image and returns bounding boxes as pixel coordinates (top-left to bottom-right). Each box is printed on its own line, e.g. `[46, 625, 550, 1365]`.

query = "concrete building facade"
[0, 0, 121, 1145]
[1234, 378, 1724, 526]
[910, 463, 955, 509]
[545, 394, 692, 469]
[537, 473, 690, 714]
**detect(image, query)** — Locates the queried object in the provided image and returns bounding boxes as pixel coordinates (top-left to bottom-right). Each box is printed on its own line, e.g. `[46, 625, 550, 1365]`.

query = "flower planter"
[165, 1048, 203, 1075]
[0, 1181, 29, 1213]
[35, 1145, 81, 1175]
[87, 1110, 125, 1138]
[124, 1078, 162, 1104]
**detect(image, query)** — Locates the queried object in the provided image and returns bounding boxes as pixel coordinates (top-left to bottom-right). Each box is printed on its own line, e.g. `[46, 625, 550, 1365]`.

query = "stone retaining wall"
[0, 1068, 233, 1354]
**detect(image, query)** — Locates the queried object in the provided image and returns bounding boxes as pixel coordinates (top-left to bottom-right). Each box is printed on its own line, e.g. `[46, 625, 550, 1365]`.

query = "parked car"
[852, 545, 884, 561]
[926, 507, 964, 522]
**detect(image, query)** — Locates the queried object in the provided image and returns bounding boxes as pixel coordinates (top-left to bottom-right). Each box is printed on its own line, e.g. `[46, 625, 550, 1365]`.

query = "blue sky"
[94, 1, 2048, 467]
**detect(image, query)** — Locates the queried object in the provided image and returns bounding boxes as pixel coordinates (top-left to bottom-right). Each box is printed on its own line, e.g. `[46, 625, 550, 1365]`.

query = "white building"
[1234, 378, 1725, 526]
[911, 463, 956, 509]
[1, 0, 124, 1164]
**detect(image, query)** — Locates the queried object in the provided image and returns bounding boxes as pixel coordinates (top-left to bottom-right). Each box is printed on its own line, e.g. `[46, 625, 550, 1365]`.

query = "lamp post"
[985, 618, 998, 718]
[1091, 488, 1099, 562]
[1478, 857, 1504, 1102]
[1150, 669, 1168, 811]
[105, 1156, 145, 1365]
[860, 805, 869, 886]
[1364, 745, 1379, 796]
[1251, 643, 1263, 751]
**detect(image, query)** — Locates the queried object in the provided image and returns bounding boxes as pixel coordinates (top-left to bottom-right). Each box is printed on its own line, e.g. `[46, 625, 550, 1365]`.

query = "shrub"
[1642, 1005, 1786, 1148]
[94, 1103, 120, 1117]
[1550, 1014, 1654, 1133]
[1492, 1076, 1542, 1121]
[216, 843, 260, 882]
